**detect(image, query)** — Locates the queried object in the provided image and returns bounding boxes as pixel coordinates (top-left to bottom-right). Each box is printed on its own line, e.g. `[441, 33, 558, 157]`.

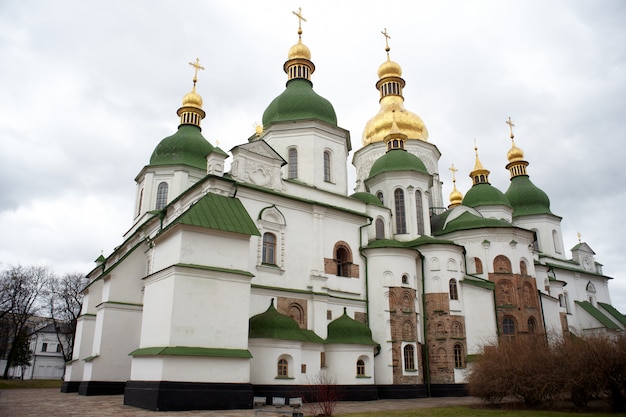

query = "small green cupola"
[249, 299, 323, 343]
[502, 118, 553, 217]
[462, 143, 511, 208]
[261, 8, 337, 128]
[326, 308, 378, 345]
[149, 58, 214, 171]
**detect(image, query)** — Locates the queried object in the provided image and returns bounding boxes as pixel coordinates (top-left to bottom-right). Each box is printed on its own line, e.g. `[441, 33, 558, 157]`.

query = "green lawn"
[0, 379, 63, 389]
[336, 406, 616, 417]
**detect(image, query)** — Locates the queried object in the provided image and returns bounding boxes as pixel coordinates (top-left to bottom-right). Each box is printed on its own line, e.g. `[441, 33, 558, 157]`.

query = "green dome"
[433, 210, 512, 236]
[249, 301, 323, 343]
[505, 175, 552, 217]
[150, 124, 214, 170]
[262, 79, 337, 127]
[326, 309, 377, 345]
[350, 192, 385, 207]
[369, 149, 429, 178]
[462, 183, 511, 208]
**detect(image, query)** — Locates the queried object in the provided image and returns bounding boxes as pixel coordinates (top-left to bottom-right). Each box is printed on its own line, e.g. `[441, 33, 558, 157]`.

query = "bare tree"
[1, 265, 51, 379]
[47, 272, 88, 361]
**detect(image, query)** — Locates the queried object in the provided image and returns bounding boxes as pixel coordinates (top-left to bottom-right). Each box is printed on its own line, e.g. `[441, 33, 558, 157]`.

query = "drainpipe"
[419, 253, 431, 397]
[358, 217, 373, 330]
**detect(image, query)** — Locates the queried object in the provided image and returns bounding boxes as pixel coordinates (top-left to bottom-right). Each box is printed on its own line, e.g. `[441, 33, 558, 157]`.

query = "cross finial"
[449, 163, 459, 183]
[188, 58, 205, 87]
[577, 231, 582, 243]
[292, 7, 307, 37]
[473, 138, 478, 154]
[506, 116, 515, 139]
[381, 28, 391, 56]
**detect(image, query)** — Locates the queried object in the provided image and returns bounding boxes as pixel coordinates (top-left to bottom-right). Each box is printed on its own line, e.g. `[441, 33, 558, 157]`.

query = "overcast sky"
[1, 0, 625, 312]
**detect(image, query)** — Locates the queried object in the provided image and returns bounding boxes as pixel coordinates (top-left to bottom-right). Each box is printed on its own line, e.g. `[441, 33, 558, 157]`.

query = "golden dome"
[288, 38, 311, 60]
[182, 88, 203, 108]
[377, 58, 402, 78]
[362, 97, 428, 145]
[449, 186, 463, 207]
[507, 142, 524, 162]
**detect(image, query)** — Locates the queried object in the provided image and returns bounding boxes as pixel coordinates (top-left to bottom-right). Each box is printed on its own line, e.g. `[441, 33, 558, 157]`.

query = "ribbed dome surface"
[326, 310, 377, 345]
[249, 302, 316, 342]
[369, 149, 429, 178]
[362, 99, 428, 145]
[149, 124, 213, 170]
[462, 183, 512, 208]
[505, 175, 552, 217]
[262, 79, 337, 127]
[350, 192, 385, 207]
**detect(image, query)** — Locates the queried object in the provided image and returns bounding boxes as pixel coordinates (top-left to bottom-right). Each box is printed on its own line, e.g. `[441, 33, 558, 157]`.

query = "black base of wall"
[60, 381, 81, 393]
[377, 384, 428, 399]
[124, 381, 254, 411]
[253, 384, 378, 403]
[78, 381, 126, 396]
[430, 383, 468, 397]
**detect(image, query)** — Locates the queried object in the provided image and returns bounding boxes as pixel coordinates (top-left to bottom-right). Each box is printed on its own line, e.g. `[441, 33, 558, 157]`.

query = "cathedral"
[61, 13, 625, 411]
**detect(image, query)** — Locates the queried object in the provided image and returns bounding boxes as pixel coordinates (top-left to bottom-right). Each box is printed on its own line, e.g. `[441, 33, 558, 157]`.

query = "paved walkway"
[0, 389, 483, 416]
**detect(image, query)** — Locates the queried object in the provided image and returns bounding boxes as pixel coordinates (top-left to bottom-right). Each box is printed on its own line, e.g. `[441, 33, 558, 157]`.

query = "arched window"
[336, 246, 351, 277]
[528, 317, 537, 334]
[493, 255, 512, 273]
[449, 278, 458, 300]
[394, 189, 407, 234]
[356, 359, 365, 376]
[375, 218, 385, 239]
[401, 274, 409, 285]
[376, 191, 384, 205]
[262, 233, 277, 265]
[415, 190, 424, 235]
[452, 321, 463, 338]
[520, 260, 528, 275]
[323, 151, 331, 182]
[502, 316, 516, 336]
[288, 303, 304, 327]
[288, 148, 298, 179]
[155, 182, 168, 210]
[403, 345, 415, 370]
[277, 358, 288, 377]
[454, 343, 464, 368]
[474, 257, 483, 274]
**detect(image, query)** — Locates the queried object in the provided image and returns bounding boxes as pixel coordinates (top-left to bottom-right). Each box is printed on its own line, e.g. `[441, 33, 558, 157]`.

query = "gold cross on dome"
[292, 7, 307, 35]
[381, 28, 391, 53]
[188, 58, 205, 85]
[506, 116, 515, 139]
[449, 163, 458, 182]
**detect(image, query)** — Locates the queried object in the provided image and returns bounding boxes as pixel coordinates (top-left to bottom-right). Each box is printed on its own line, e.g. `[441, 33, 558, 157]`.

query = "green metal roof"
[575, 300, 621, 330]
[262, 78, 337, 127]
[433, 211, 512, 236]
[150, 124, 214, 170]
[129, 346, 252, 358]
[364, 235, 456, 250]
[249, 300, 324, 343]
[461, 277, 495, 290]
[326, 308, 378, 345]
[350, 192, 385, 207]
[462, 183, 511, 208]
[369, 149, 429, 178]
[174, 193, 260, 236]
[598, 302, 626, 326]
[504, 175, 552, 217]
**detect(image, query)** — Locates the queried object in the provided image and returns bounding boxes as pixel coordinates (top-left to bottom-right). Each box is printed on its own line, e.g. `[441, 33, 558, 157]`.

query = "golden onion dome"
[182, 89, 203, 108]
[449, 187, 463, 207]
[377, 58, 402, 78]
[362, 98, 428, 146]
[507, 143, 524, 162]
[288, 38, 311, 60]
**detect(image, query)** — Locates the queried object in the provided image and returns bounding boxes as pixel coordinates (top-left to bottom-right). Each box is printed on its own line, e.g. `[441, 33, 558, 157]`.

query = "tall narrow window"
[137, 188, 143, 217]
[155, 182, 168, 209]
[376, 192, 384, 205]
[356, 359, 365, 376]
[474, 257, 483, 274]
[336, 246, 350, 277]
[262, 233, 276, 265]
[375, 219, 385, 239]
[449, 278, 458, 300]
[528, 317, 537, 334]
[288, 148, 298, 179]
[323, 151, 331, 182]
[277, 358, 288, 376]
[415, 190, 424, 235]
[403, 345, 415, 370]
[394, 189, 407, 234]
[454, 343, 464, 368]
